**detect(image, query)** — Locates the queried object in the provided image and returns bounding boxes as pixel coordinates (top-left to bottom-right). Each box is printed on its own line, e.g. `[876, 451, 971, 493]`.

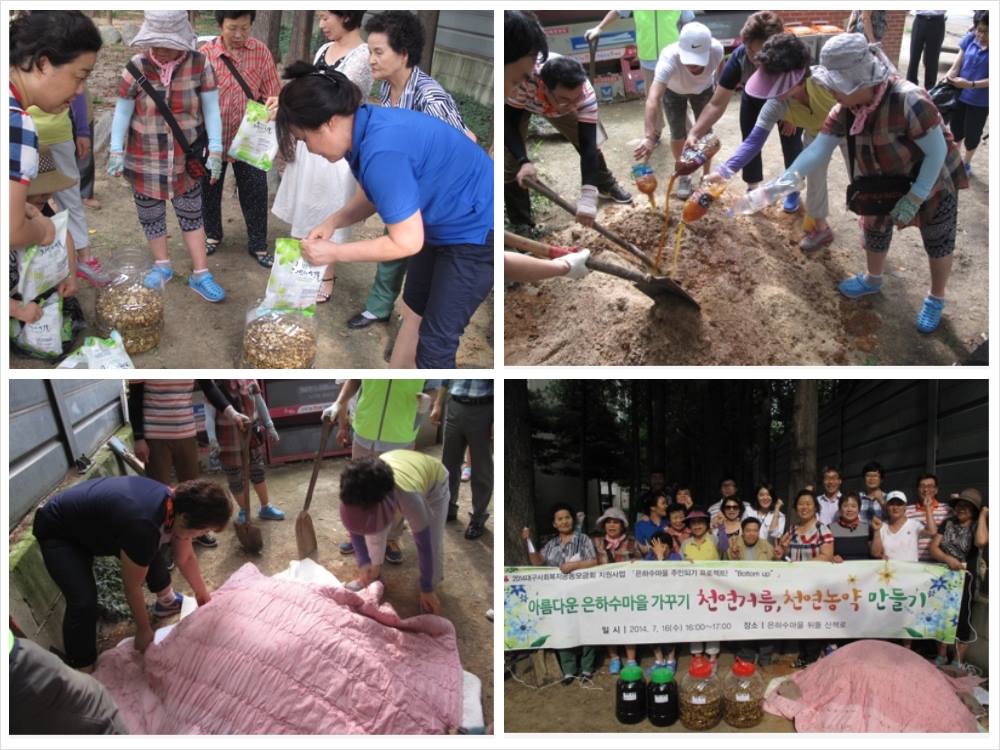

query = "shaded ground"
[505, 649, 795, 733]
[13, 37, 493, 369]
[96, 444, 494, 729]
[505, 31, 989, 366]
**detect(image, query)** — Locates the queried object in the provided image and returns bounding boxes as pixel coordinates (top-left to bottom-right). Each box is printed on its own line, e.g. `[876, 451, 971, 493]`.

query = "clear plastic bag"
[18, 210, 70, 301]
[95, 248, 164, 354]
[228, 100, 279, 171]
[241, 302, 317, 369]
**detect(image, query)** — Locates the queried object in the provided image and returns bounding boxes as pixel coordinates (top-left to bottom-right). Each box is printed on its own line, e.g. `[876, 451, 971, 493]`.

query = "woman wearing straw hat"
[744, 33, 968, 334]
[107, 10, 227, 303]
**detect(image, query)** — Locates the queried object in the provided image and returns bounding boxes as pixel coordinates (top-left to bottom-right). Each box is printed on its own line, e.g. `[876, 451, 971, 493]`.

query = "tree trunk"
[788, 381, 819, 520]
[629, 381, 640, 527]
[650, 381, 665, 475]
[416, 11, 440, 73]
[253, 11, 283, 64]
[285, 11, 316, 68]
[578, 380, 588, 526]
[505, 381, 535, 566]
[755, 382, 773, 489]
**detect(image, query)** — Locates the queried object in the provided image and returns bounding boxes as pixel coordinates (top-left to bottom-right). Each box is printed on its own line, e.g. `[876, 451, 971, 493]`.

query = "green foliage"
[449, 90, 492, 148]
[94, 557, 132, 623]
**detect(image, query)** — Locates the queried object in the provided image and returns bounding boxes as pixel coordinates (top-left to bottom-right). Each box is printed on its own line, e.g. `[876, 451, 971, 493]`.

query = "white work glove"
[207, 153, 223, 182]
[223, 405, 251, 429]
[267, 425, 280, 443]
[321, 401, 341, 422]
[584, 27, 601, 42]
[576, 184, 599, 225]
[561, 249, 591, 280]
[107, 151, 124, 177]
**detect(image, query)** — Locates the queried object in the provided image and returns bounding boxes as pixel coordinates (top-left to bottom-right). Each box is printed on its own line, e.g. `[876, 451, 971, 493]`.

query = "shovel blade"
[295, 511, 318, 560]
[636, 276, 700, 308]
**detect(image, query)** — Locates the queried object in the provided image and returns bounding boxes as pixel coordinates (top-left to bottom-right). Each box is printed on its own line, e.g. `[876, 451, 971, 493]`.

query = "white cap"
[886, 490, 907, 505]
[678, 22, 712, 67]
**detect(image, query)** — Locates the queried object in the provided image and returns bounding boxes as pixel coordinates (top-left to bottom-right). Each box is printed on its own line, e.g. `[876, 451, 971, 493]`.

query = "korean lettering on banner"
[503, 561, 964, 651]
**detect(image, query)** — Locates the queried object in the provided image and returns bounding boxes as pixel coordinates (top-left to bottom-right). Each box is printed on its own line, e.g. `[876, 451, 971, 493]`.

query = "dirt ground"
[96, 443, 494, 730]
[504, 79, 989, 366]
[505, 649, 796, 733]
[12, 41, 493, 369]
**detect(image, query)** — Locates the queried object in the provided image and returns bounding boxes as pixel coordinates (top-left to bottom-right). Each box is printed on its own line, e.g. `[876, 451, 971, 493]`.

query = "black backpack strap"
[126, 59, 194, 155]
[845, 110, 856, 182]
[219, 54, 258, 102]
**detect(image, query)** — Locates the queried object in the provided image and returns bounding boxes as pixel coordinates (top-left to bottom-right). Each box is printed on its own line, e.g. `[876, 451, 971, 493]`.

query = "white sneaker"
[676, 175, 693, 199]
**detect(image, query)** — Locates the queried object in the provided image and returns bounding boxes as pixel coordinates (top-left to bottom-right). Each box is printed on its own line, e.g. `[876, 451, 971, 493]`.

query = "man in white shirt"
[816, 466, 843, 527]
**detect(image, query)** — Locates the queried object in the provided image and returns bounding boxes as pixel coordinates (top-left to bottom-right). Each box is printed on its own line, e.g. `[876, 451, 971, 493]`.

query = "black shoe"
[193, 533, 217, 548]
[347, 311, 390, 329]
[447, 509, 459, 522]
[599, 183, 633, 204]
[561, 674, 577, 686]
[465, 521, 485, 540]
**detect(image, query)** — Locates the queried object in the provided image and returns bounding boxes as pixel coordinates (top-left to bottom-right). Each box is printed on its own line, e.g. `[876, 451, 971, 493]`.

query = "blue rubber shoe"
[143, 265, 173, 289]
[258, 504, 285, 521]
[385, 541, 403, 564]
[188, 271, 225, 302]
[339, 540, 355, 555]
[964, 163, 972, 178]
[236, 508, 246, 524]
[916, 296, 944, 333]
[153, 592, 183, 617]
[783, 191, 801, 213]
[608, 657, 622, 675]
[838, 273, 883, 299]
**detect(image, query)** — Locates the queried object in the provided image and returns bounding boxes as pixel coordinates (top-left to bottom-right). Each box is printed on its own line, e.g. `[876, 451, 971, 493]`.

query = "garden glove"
[576, 184, 599, 224]
[890, 193, 921, 225]
[107, 151, 124, 177]
[267, 425, 280, 443]
[207, 153, 223, 182]
[223, 405, 251, 429]
[562, 249, 591, 280]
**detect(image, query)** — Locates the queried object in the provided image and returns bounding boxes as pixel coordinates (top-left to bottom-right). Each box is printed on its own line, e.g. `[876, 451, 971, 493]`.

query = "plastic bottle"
[676, 133, 721, 176]
[679, 655, 722, 730]
[631, 163, 658, 207]
[727, 172, 805, 216]
[647, 667, 679, 727]
[722, 651, 766, 728]
[615, 665, 647, 725]
[682, 182, 727, 223]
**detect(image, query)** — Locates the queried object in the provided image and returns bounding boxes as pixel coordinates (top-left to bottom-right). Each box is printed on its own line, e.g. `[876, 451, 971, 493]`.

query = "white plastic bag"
[263, 238, 323, 312]
[228, 100, 278, 171]
[16, 294, 63, 357]
[57, 330, 135, 369]
[17, 211, 70, 301]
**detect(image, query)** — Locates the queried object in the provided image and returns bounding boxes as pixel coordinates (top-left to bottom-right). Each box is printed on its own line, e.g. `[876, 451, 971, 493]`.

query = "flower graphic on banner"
[504, 583, 549, 650]
[901, 567, 965, 642]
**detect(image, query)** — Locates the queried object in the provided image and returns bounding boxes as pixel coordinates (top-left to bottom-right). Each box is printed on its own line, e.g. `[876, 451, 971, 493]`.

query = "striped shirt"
[378, 66, 467, 132]
[445, 380, 493, 399]
[9, 86, 39, 186]
[541, 532, 596, 568]
[506, 54, 599, 124]
[858, 491, 887, 523]
[199, 36, 281, 158]
[139, 380, 198, 440]
[787, 522, 834, 561]
[906, 501, 952, 561]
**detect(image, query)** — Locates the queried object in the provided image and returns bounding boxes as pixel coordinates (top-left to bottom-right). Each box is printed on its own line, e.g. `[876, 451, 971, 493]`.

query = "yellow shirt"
[26, 107, 74, 146]
[381, 450, 446, 495]
[786, 78, 839, 137]
[681, 535, 720, 562]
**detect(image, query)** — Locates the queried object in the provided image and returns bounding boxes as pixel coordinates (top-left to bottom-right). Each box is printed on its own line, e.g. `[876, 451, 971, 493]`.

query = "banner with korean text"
[503, 561, 964, 650]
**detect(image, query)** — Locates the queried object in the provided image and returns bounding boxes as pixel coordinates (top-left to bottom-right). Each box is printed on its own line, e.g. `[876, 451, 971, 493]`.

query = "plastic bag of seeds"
[17, 210, 70, 301]
[228, 100, 279, 171]
[58, 330, 135, 369]
[241, 302, 317, 369]
[262, 238, 324, 313]
[95, 249, 165, 355]
[15, 294, 63, 358]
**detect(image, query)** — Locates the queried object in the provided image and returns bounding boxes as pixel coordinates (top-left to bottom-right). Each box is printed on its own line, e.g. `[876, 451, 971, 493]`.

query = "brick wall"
[771, 10, 908, 67]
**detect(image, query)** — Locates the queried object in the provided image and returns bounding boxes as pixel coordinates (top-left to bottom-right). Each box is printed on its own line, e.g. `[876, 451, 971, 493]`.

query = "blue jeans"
[402, 231, 493, 368]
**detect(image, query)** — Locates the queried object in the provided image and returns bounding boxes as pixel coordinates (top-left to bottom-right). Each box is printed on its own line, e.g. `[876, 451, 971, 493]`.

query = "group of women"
[10, 9, 493, 368]
[521, 476, 988, 684]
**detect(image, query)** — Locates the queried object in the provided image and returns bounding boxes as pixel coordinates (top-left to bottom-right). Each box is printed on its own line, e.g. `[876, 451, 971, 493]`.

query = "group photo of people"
[9, 9, 494, 369]
[504, 379, 989, 733]
[503, 9, 989, 367]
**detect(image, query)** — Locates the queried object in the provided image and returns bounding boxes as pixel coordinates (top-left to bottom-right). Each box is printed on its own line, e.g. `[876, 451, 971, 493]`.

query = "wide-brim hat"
[685, 509, 710, 525]
[950, 488, 983, 512]
[129, 10, 197, 52]
[595, 506, 628, 530]
[812, 33, 892, 95]
[745, 65, 808, 100]
[29, 147, 76, 196]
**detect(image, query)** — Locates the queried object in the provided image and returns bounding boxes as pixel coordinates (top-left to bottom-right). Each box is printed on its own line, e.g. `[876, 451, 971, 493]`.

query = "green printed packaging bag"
[57, 330, 135, 369]
[17, 211, 70, 301]
[228, 100, 279, 171]
[16, 295, 63, 358]
[263, 238, 324, 313]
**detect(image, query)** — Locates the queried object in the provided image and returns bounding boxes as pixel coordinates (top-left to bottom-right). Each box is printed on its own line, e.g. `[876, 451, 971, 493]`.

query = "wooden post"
[252, 11, 283, 64]
[285, 11, 316, 68]
[788, 380, 818, 516]
[505, 381, 535, 566]
[416, 11, 440, 73]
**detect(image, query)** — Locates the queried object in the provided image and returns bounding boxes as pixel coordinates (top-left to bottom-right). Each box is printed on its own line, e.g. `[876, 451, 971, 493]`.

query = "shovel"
[588, 34, 599, 81]
[106, 436, 146, 475]
[505, 231, 695, 303]
[296, 419, 333, 560]
[523, 176, 657, 270]
[233, 429, 264, 554]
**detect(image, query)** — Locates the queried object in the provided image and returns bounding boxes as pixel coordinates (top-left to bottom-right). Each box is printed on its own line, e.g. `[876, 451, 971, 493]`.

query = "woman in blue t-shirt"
[32, 476, 231, 671]
[944, 11, 989, 175]
[273, 64, 494, 370]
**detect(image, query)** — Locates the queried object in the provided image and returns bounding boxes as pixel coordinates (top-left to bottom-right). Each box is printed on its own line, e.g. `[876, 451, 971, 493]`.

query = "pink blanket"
[763, 640, 982, 732]
[94, 563, 463, 734]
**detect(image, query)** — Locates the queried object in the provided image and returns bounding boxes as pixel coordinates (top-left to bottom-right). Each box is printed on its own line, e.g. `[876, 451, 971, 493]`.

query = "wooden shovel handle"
[303, 419, 334, 513]
[240, 428, 252, 514]
[503, 230, 576, 258]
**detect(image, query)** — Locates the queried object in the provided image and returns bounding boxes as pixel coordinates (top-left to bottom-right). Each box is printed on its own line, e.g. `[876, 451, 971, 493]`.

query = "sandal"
[206, 238, 221, 256]
[317, 276, 336, 304]
[248, 248, 273, 268]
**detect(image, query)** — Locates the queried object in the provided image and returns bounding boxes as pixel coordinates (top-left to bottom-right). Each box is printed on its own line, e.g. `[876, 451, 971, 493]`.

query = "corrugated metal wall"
[436, 10, 493, 60]
[772, 380, 988, 500]
[9, 380, 126, 525]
